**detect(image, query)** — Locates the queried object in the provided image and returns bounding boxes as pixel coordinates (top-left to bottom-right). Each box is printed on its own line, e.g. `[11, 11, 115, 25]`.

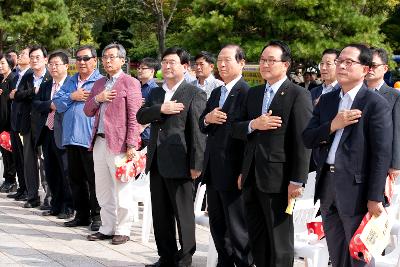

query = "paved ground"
[0, 189, 306, 267]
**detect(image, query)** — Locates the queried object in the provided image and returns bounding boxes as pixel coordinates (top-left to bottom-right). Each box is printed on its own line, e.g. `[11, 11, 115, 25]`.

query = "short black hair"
[162, 47, 190, 65]
[322, 48, 340, 58]
[139, 57, 160, 73]
[194, 51, 216, 64]
[343, 44, 372, 66]
[0, 53, 16, 69]
[76, 45, 97, 58]
[29, 45, 48, 57]
[48, 50, 69, 64]
[221, 44, 245, 62]
[6, 49, 17, 56]
[370, 47, 388, 65]
[261, 40, 292, 64]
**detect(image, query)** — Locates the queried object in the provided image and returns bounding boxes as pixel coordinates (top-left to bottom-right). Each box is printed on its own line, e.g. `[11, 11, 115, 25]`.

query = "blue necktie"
[262, 85, 273, 114]
[219, 86, 228, 108]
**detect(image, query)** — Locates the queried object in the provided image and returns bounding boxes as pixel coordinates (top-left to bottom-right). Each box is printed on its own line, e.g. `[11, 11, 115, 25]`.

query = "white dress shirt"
[162, 78, 184, 102]
[326, 83, 363, 164]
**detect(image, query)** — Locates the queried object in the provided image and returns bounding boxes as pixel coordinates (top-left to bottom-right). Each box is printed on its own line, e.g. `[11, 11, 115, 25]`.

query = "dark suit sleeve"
[302, 96, 332, 149]
[136, 89, 163, 124]
[289, 89, 313, 183]
[32, 86, 52, 114]
[367, 98, 392, 202]
[14, 77, 35, 102]
[231, 90, 253, 141]
[189, 89, 207, 171]
[198, 89, 217, 134]
[391, 95, 400, 169]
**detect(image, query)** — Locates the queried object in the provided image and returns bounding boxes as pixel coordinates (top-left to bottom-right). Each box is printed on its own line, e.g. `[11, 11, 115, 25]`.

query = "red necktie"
[46, 83, 59, 130]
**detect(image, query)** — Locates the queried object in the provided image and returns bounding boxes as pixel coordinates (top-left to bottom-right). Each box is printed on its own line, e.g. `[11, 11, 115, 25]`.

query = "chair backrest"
[194, 184, 207, 213]
[293, 198, 320, 233]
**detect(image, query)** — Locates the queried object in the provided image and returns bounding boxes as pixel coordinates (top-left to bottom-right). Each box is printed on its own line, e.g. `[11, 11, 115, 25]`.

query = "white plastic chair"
[293, 171, 330, 267]
[131, 171, 153, 243]
[194, 184, 218, 267]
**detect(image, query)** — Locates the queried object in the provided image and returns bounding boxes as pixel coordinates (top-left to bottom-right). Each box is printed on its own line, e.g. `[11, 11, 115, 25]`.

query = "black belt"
[96, 133, 105, 138]
[324, 164, 335, 173]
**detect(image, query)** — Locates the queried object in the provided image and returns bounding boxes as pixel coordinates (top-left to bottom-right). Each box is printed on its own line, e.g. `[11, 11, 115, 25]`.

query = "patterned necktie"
[262, 85, 273, 114]
[219, 86, 228, 108]
[46, 83, 59, 130]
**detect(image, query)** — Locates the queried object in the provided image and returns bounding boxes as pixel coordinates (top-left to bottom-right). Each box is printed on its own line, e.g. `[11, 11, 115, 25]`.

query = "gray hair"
[102, 43, 126, 59]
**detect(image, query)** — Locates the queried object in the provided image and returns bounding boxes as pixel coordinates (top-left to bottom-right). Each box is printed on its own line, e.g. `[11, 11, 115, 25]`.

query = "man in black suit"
[309, 49, 340, 172]
[14, 45, 51, 208]
[366, 47, 400, 181]
[137, 47, 207, 267]
[7, 47, 31, 200]
[302, 44, 392, 267]
[32, 50, 73, 219]
[199, 45, 253, 267]
[232, 40, 312, 267]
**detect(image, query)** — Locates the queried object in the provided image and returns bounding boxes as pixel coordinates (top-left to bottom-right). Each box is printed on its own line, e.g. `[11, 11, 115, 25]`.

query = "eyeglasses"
[48, 63, 65, 68]
[161, 60, 178, 66]
[319, 62, 335, 68]
[334, 59, 361, 67]
[30, 55, 43, 61]
[259, 58, 284, 65]
[102, 55, 122, 61]
[370, 63, 386, 69]
[76, 56, 94, 62]
[137, 67, 151, 71]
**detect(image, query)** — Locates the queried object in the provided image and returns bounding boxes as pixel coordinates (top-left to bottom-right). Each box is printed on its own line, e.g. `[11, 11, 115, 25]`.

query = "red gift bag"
[115, 149, 147, 183]
[0, 131, 12, 152]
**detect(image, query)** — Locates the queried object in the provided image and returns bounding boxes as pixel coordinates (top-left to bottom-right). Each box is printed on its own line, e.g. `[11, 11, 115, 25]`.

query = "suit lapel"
[268, 79, 290, 113]
[170, 81, 188, 102]
[221, 79, 244, 112]
[252, 85, 266, 117]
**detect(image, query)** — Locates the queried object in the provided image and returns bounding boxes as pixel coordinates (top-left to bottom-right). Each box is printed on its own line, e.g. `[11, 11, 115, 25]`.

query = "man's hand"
[70, 87, 90, 101]
[237, 174, 242, 190]
[367, 200, 384, 217]
[126, 147, 139, 161]
[0, 89, 3, 95]
[190, 169, 201, 180]
[161, 100, 184, 114]
[9, 89, 17, 99]
[288, 183, 303, 204]
[50, 102, 56, 111]
[389, 168, 400, 180]
[95, 89, 117, 103]
[250, 110, 282, 131]
[205, 107, 227, 124]
[330, 109, 362, 133]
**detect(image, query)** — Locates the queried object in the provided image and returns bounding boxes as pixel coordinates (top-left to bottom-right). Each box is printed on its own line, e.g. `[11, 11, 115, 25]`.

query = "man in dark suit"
[309, 49, 341, 172]
[366, 47, 400, 181]
[302, 44, 392, 267]
[32, 50, 73, 219]
[199, 45, 253, 267]
[299, 70, 319, 91]
[232, 40, 312, 267]
[137, 47, 207, 267]
[14, 45, 51, 208]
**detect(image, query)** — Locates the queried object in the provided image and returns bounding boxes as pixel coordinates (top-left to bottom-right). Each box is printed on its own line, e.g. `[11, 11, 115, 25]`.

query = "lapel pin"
[281, 91, 285, 95]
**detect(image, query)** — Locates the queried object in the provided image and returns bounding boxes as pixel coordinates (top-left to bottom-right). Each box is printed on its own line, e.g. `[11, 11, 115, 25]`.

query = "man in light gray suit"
[366, 47, 400, 180]
[191, 51, 224, 99]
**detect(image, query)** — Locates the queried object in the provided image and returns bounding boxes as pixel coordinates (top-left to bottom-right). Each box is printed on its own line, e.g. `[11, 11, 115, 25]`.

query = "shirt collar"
[33, 69, 46, 80]
[340, 82, 363, 101]
[162, 78, 185, 92]
[266, 76, 287, 94]
[375, 80, 385, 92]
[197, 74, 215, 87]
[107, 69, 123, 82]
[18, 67, 29, 77]
[78, 70, 96, 83]
[224, 75, 242, 93]
[143, 78, 156, 87]
[324, 80, 338, 89]
[53, 76, 67, 87]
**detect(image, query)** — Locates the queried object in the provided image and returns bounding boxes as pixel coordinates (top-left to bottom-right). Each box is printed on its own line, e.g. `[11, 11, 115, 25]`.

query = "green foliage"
[183, 0, 399, 63]
[0, 0, 76, 51]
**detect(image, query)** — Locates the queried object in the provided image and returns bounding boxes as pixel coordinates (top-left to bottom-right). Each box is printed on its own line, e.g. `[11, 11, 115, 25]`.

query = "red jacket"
[84, 72, 142, 153]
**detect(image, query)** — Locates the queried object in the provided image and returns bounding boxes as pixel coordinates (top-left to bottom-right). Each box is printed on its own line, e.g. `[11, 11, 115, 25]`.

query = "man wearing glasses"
[233, 40, 312, 267]
[32, 50, 73, 219]
[303, 44, 392, 267]
[137, 57, 160, 149]
[137, 47, 206, 267]
[53, 45, 103, 231]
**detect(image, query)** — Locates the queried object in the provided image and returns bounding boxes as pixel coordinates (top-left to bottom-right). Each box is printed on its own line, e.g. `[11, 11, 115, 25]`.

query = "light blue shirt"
[326, 83, 363, 164]
[321, 80, 338, 95]
[248, 77, 287, 134]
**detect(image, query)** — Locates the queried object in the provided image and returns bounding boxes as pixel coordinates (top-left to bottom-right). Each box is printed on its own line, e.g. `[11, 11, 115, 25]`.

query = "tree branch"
[165, 0, 179, 26]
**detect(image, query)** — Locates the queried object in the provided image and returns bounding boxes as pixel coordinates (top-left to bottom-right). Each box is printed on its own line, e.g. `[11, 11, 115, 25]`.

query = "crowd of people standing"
[0, 40, 398, 267]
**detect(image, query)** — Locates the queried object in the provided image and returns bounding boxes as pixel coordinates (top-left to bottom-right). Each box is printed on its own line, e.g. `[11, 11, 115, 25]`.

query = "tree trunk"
[157, 19, 167, 58]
